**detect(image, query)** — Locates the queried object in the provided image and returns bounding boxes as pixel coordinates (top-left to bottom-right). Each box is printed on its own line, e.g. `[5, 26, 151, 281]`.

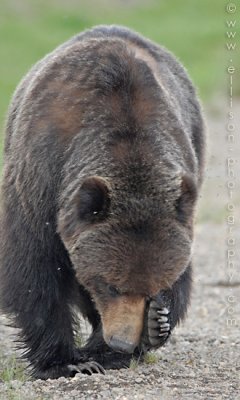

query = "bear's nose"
[108, 336, 136, 353]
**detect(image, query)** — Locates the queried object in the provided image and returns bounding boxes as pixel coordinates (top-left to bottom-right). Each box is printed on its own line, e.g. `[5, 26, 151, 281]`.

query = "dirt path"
[0, 104, 239, 399]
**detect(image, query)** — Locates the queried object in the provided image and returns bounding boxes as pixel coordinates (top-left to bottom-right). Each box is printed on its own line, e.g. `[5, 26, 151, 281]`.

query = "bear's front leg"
[0, 202, 106, 380]
[21, 301, 106, 380]
[140, 263, 192, 352]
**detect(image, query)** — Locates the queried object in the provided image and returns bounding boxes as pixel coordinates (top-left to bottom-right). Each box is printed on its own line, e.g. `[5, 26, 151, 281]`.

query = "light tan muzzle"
[101, 295, 145, 353]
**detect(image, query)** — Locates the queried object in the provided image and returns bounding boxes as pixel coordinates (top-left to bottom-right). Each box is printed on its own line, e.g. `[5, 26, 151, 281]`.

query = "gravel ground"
[0, 104, 239, 399]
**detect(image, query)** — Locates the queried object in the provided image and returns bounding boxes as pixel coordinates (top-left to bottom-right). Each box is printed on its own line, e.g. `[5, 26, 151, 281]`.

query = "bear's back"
[4, 25, 205, 196]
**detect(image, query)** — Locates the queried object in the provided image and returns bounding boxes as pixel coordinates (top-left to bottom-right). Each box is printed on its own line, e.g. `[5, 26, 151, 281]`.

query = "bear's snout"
[101, 295, 145, 353]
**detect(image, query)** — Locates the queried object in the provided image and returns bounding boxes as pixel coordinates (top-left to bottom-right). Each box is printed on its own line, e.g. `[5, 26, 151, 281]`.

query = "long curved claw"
[67, 361, 105, 376]
[141, 300, 171, 352]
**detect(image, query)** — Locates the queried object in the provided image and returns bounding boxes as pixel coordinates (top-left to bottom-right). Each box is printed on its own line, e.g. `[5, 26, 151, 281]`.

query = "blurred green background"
[0, 0, 239, 222]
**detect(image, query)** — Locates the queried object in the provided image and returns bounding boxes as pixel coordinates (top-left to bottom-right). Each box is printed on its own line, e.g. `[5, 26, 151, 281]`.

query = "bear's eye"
[107, 285, 121, 298]
[77, 176, 110, 222]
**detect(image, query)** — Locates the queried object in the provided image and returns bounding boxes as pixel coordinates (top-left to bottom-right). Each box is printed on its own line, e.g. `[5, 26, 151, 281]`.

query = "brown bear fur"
[0, 25, 205, 379]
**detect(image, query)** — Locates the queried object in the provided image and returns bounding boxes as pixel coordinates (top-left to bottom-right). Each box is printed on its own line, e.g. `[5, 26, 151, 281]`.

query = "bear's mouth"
[100, 295, 145, 353]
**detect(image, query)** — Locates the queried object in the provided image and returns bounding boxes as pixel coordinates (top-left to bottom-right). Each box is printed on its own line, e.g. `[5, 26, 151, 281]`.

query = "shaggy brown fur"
[0, 25, 205, 379]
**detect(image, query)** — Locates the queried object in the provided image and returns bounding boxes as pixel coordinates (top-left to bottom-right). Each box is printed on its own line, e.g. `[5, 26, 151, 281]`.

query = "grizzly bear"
[0, 25, 205, 379]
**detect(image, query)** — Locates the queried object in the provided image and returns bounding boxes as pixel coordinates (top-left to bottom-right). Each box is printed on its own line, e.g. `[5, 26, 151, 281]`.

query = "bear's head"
[58, 170, 197, 353]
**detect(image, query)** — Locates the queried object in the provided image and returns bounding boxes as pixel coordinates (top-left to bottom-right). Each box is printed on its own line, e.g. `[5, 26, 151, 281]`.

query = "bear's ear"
[175, 174, 197, 223]
[77, 176, 111, 222]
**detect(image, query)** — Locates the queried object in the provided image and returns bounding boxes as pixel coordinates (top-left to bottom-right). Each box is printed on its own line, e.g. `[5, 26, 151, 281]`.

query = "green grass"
[143, 352, 158, 365]
[0, 355, 27, 383]
[129, 357, 139, 370]
[129, 352, 158, 370]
